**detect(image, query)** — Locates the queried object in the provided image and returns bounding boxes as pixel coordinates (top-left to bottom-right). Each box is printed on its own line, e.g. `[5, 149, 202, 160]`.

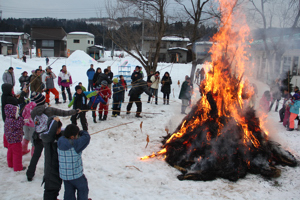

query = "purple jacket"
[4, 104, 24, 144]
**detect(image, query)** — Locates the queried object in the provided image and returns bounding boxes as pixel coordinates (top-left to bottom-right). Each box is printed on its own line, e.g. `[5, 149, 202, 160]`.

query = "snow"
[0, 32, 29, 36]
[68, 32, 95, 38]
[168, 47, 188, 51]
[0, 52, 300, 199]
[162, 36, 190, 42]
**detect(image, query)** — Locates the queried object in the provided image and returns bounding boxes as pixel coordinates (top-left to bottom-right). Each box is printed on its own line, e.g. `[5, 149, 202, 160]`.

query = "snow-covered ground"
[0, 52, 300, 200]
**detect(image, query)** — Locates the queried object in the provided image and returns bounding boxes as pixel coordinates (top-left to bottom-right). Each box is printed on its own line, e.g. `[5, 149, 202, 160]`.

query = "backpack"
[34, 114, 48, 133]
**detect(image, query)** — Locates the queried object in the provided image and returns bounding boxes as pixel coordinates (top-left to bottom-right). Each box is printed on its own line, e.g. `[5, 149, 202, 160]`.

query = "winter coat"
[147, 73, 154, 83]
[81, 86, 87, 92]
[19, 75, 30, 88]
[270, 83, 281, 101]
[128, 79, 152, 98]
[30, 73, 43, 93]
[1, 83, 26, 121]
[22, 102, 36, 127]
[161, 76, 172, 94]
[86, 68, 95, 80]
[98, 86, 112, 102]
[259, 95, 271, 113]
[2, 70, 15, 86]
[31, 104, 77, 120]
[4, 104, 24, 144]
[40, 116, 63, 191]
[150, 75, 160, 89]
[179, 81, 191, 100]
[58, 130, 90, 180]
[289, 100, 300, 114]
[131, 71, 143, 83]
[107, 71, 114, 81]
[69, 91, 97, 110]
[96, 73, 112, 86]
[93, 72, 101, 84]
[58, 70, 72, 87]
[88, 93, 106, 109]
[42, 72, 56, 89]
[120, 79, 127, 91]
[113, 83, 124, 102]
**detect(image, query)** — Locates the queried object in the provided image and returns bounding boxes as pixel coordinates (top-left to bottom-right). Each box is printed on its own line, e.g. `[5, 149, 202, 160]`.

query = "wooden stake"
[90, 121, 134, 135]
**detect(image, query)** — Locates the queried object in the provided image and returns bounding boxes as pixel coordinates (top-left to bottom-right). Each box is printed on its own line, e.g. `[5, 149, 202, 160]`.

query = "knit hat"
[31, 92, 45, 106]
[293, 93, 300, 100]
[101, 80, 108, 86]
[75, 85, 82, 91]
[113, 78, 118, 83]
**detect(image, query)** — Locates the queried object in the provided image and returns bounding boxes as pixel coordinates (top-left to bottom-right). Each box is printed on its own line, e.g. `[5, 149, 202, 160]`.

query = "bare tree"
[105, 0, 168, 75]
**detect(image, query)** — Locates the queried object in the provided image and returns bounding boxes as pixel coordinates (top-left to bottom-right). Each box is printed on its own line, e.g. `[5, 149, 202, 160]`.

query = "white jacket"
[150, 75, 160, 89]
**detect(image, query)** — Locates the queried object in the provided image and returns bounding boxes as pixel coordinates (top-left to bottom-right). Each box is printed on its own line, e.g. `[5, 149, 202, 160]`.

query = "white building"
[67, 32, 95, 54]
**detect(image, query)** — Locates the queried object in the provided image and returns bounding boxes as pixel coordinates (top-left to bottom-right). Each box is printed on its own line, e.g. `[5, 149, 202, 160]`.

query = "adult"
[30, 69, 43, 94]
[46, 57, 49, 65]
[148, 71, 160, 105]
[19, 71, 30, 89]
[39, 66, 45, 75]
[127, 80, 152, 118]
[96, 69, 112, 87]
[2, 67, 15, 86]
[131, 66, 143, 85]
[107, 66, 114, 89]
[58, 65, 72, 103]
[86, 64, 95, 91]
[179, 77, 192, 114]
[22, 54, 26, 63]
[269, 79, 281, 112]
[161, 72, 172, 105]
[42, 66, 61, 104]
[147, 70, 154, 83]
[195, 68, 200, 85]
[93, 67, 102, 86]
[1, 83, 27, 148]
[279, 89, 292, 123]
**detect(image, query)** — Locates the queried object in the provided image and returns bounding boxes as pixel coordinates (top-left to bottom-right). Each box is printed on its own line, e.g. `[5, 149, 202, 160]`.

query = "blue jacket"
[113, 83, 124, 102]
[86, 68, 95, 80]
[88, 94, 107, 108]
[57, 130, 90, 180]
[289, 100, 300, 114]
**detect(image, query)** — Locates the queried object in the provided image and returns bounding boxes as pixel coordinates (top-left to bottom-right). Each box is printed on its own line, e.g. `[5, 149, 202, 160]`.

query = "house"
[0, 32, 31, 55]
[143, 36, 190, 63]
[187, 41, 213, 62]
[31, 27, 67, 57]
[87, 45, 105, 60]
[67, 32, 95, 54]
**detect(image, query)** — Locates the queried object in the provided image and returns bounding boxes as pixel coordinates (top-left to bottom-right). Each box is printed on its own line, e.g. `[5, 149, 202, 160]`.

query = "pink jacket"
[22, 102, 36, 127]
[4, 104, 24, 144]
[259, 95, 270, 113]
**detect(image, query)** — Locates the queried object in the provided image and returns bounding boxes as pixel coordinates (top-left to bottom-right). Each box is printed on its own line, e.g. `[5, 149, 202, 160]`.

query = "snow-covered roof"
[0, 40, 12, 44]
[68, 32, 95, 38]
[168, 47, 188, 51]
[162, 36, 190, 42]
[187, 41, 214, 46]
[94, 45, 106, 49]
[0, 32, 28, 36]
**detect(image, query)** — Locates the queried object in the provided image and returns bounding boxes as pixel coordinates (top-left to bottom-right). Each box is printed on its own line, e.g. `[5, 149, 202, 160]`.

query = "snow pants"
[27, 137, 44, 179]
[127, 96, 142, 114]
[61, 86, 72, 101]
[99, 102, 108, 115]
[7, 142, 23, 171]
[3, 133, 8, 148]
[71, 112, 88, 131]
[88, 79, 93, 91]
[112, 101, 121, 115]
[45, 88, 59, 103]
[63, 175, 89, 200]
[289, 113, 298, 129]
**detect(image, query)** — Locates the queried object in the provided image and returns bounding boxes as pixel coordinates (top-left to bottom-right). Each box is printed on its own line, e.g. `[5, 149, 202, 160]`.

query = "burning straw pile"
[141, 0, 297, 181]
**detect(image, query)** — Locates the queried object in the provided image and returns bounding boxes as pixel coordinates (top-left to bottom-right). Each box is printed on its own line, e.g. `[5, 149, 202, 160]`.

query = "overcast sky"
[0, 0, 185, 19]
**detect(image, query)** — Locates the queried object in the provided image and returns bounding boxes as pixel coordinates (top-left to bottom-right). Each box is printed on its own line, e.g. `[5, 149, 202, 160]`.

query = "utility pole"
[142, 2, 145, 55]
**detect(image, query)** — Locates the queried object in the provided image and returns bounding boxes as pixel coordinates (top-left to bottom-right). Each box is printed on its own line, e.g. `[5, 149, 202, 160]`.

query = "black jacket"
[1, 83, 26, 121]
[108, 71, 114, 81]
[41, 116, 62, 191]
[161, 76, 172, 94]
[73, 93, 88, 110]
[131, 71, 143, 83]
[129, 80, 151, 98]
[93, 72, 101, 84]
[96, 73, 112, 86]
[31, 104, 77, 120]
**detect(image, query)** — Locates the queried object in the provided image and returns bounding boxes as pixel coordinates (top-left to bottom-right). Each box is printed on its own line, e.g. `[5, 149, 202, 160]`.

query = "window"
[42, 40, 54, 47]
[73, 39, 80, 43]
[88, 40, 90, 44]
[91, 41, 93, 44]
[292, 56, 299, 75]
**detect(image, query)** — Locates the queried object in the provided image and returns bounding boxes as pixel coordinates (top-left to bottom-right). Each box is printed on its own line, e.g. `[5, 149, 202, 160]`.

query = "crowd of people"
[1, 63, 194, 200]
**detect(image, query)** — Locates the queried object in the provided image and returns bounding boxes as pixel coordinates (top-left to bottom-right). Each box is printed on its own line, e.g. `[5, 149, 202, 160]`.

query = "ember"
[141, 0, 297, 181]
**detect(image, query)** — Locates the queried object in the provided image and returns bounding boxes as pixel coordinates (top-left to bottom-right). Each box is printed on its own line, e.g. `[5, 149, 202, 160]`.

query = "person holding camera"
[148, 71, 160, 105]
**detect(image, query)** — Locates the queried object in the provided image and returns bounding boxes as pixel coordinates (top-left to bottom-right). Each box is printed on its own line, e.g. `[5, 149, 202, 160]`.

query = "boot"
[55, 98, 62, 104]
[101, 115, 107, 121]
[22, 139, 30, 155]
[98, 114, 102, 121]
[163, 100, 166, 105]
[93, 117, 97, 123]
[135, 113, 142, 118]
[167, 100, 169, 105]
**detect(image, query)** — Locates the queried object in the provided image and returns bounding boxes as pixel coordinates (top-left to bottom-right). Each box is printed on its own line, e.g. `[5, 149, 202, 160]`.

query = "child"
[22, 101, 36, 155]
[87, 87, 106, 123]
[287, 93, 300, 131]
[79, 82, 87, 92]
[41, 116, 63, 199]
[57, 124, 90, 200]
[112, 78, 124, 117]
[98, 80, 112, 121]
[4, 104, 25, 171]
[68, 85, 98, 130]
[119, 75, 127, 102]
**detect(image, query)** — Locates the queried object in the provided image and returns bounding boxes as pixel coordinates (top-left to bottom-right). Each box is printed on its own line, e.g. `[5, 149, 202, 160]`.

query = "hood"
[2, 83, 13, 96]
[4, 104, 18, 118]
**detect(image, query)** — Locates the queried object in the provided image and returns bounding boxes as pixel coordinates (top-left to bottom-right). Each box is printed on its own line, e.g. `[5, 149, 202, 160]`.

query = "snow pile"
[66, 50, 98, 67]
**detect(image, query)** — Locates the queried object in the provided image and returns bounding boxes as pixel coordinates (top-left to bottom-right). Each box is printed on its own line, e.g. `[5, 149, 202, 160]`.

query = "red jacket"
[97, 86, 111, 102]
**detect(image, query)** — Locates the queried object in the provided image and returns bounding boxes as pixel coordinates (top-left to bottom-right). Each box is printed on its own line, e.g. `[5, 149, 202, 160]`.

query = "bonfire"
[141, 0, 297, 181]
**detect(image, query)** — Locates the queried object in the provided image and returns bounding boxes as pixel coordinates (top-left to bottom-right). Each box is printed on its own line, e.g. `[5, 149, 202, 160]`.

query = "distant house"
[0, 32, 31, 55]
[188, 41, 213, 62]
[67, 32, 95, 54]
[87, 45, 105, 60]
[31, 27, 67, 57]
[143, 36, 190, 63]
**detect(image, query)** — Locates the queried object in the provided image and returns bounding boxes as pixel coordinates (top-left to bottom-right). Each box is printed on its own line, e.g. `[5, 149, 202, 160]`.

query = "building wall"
[36, 39, 66, 57]
[67, 34, 94, 53]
